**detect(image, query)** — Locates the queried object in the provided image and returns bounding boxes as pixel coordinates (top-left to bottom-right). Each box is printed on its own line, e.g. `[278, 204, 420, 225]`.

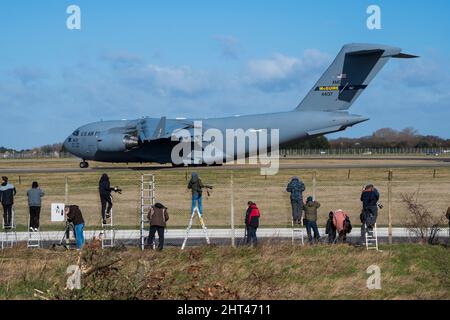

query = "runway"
[2, 157, 450, 174]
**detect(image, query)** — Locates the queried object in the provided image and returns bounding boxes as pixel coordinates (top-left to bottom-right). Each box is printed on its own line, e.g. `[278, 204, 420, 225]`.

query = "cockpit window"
[72, 130, 80, 136]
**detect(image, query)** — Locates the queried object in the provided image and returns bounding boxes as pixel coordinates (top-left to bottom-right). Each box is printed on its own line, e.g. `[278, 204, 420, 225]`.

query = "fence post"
[388, 170, 393, 245]
[230, 172, 235, 247]
[65, 176, 69, 205]
[312, 171, 317, 201]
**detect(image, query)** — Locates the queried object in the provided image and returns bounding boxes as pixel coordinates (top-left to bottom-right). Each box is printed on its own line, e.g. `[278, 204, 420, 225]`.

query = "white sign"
[51, 203, 65, 222]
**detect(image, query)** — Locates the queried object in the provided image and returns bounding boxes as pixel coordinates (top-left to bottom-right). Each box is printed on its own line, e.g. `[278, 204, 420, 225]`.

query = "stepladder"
[2, 207, 17, 249]
[365, 223, 379, 251]
[140, 174, 155, 250]
[101, 206, 115, 249]
[181, 206, 210, 250]
[291, 219, 305, 245]
[27, 217, 41, 249]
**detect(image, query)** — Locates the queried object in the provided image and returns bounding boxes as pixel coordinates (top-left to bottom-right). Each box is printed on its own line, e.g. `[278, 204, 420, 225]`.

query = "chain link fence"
[3, 167, 450, 231]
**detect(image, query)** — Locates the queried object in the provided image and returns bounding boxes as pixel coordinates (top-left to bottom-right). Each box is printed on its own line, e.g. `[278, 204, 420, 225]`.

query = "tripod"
[58, 221, 76, 249]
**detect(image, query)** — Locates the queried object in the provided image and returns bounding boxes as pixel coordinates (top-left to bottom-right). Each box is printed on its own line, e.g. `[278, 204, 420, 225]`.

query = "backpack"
[343, 216, 352, 234]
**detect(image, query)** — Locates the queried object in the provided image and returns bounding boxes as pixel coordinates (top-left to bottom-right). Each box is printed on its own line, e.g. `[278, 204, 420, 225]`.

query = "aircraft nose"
[63, 137, 72, 153]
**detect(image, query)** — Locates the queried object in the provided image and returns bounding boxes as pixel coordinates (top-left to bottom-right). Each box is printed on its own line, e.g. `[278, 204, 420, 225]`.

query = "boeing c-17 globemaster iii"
[63, 43, 417, 168]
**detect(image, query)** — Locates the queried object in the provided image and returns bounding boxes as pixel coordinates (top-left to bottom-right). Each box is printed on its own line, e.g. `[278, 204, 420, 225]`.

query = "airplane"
[63, 43, 417, 168]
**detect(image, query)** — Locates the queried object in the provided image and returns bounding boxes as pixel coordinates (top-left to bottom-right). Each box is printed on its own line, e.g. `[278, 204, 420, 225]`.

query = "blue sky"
[1, 0, 449, 149]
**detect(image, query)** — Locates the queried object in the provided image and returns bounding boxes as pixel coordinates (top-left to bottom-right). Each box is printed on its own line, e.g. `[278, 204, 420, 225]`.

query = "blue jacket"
[286, 178, 305, 201]
[360, 188, 380, 208]
[0, 183, 16, 205]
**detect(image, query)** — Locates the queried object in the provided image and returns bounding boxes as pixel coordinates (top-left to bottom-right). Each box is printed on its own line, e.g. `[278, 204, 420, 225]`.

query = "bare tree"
[400, 190, 445, 244]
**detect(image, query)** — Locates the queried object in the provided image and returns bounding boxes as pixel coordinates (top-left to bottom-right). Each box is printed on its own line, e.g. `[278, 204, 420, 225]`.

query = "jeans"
[148, 226, 165, 250]
[74, 223, 85, 249]
[100, 194, 113, 220]
[305, 220, 320, 243]
[246, 226, 258, 246]
[290, 199, 302, 221]
[191, 193, 203, 214]
[2, 204, 13, 227]
[29, 206, 41, 229]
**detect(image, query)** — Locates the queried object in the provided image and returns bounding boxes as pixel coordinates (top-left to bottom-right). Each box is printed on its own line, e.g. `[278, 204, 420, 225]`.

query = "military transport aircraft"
[63, 43, 417, 168]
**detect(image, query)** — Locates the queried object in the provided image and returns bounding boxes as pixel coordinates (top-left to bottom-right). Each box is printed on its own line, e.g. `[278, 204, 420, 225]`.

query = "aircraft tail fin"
[295, 43, 417, 112]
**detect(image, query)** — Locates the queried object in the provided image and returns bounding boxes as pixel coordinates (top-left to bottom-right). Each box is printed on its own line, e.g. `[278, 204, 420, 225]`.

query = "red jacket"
[245, 204, 260, 227]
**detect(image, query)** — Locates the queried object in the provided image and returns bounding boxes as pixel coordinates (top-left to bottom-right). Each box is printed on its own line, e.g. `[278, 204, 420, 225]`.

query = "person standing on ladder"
[27, 181, 45, 232]
[286, 176, 305, 225]
[147, 202, 169, 250]
[360, 184, 380, 243]
[0, 176, 16, 229]
[187, 172, 212, 214]
[99, 173, 119, 225]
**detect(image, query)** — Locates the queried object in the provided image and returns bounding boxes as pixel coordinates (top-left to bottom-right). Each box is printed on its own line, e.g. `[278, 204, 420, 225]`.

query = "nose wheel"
[79, 161, 89, 169]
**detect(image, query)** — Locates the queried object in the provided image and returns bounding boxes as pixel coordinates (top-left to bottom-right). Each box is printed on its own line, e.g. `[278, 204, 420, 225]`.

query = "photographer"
[0, 176, 16, 229]
[147, 202, 169, 250]
[286, 176, 305, 225]
[302, 196, 321, 244]
[187, 172, 212, 214]
[65, 205, 85, 250]
[27, 181, 45, 231]
[360, 184, 380, 242]
[245, 201, 260, 247]
[98, 173, 120, 224]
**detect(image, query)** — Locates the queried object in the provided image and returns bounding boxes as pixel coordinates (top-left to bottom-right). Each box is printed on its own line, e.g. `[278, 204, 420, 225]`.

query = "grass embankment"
[0, 243, 448, 300]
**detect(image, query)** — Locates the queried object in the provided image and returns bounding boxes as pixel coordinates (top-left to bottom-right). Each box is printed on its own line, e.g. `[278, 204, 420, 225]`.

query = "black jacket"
[360, 188, 379, 208]
[325, 217, 336, 235]
[0, 183, 16, 205]
[99, 178, 113, 196]
[67, 205, 84, 225]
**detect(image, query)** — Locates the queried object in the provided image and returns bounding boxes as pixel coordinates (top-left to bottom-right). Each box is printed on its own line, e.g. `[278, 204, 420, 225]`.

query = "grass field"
[0, 243, 448, 300]
[0, 158, 449, 229]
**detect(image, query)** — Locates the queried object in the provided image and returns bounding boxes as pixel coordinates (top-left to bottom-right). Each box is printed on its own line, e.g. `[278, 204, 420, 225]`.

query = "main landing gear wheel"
[79, 161, 89, 168]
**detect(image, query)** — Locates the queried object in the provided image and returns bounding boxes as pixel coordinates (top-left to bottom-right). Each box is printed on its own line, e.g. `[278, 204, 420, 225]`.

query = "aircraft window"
[72, 130, 79, 136]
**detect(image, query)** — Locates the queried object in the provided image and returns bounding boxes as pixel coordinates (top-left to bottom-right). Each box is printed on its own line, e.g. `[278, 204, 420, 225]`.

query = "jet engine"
[97, 133, 139, 152]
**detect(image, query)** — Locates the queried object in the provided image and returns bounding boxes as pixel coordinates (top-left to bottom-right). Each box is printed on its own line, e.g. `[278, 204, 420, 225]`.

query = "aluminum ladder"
[140, 174, 155, 250]
[181, 206, 210, 250]
[27, 218, 41, 249]
[1, 207, 17, 249]
[101, 206, 115, 249]
[291, 219, 305, 245]
[365, 223, 379, 251]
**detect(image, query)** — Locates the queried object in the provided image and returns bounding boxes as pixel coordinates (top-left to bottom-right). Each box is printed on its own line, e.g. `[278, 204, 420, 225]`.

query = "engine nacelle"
[97, 134, 139, 152]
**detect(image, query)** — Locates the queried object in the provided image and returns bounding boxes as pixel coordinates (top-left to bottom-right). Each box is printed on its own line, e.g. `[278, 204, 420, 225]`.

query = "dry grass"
[1, 159, 450, 229]
[0, 243, 448, 300]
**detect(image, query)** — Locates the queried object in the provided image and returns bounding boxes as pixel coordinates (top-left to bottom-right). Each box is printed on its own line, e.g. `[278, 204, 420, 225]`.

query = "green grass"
[0, 243, 448, 300]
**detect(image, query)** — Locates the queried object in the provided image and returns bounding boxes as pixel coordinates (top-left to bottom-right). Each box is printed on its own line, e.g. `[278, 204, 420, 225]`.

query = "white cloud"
[244, 49, 331, 91]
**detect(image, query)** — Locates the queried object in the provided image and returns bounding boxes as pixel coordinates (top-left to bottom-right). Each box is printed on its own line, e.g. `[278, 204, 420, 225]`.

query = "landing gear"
[79, 161, 89, 169]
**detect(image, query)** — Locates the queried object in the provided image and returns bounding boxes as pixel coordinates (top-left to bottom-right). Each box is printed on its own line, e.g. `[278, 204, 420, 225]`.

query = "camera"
[377, 203, 383, 209]
[113, 186, 122, 194]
